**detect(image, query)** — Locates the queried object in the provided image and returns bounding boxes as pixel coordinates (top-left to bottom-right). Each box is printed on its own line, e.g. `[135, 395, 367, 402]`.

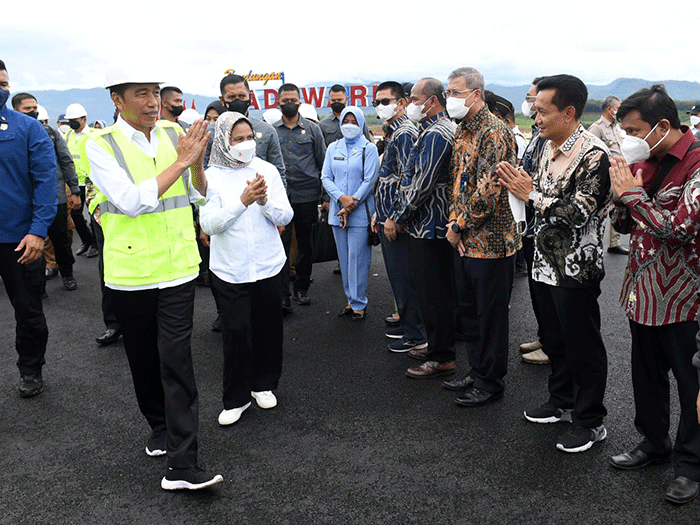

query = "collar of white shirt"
[115, 114, 161, 157]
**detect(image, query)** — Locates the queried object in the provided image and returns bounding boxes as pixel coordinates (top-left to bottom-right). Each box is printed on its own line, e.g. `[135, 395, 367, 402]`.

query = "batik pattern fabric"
[530, 125, 611, 288]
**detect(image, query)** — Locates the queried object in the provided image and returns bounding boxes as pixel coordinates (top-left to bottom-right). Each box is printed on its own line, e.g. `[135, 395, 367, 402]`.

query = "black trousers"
[112, 280, 199, 470]
[531, 281, 608, 428]
[630, 320, 700, 481]
[92, 217, 119, 330]
[281, 201, 317, 294]
[46, 203, 75, 278]
[407, 237, 455, 363]
[454, 254, 514, 394]
[0, 244, 48, 375]
[522, 236, 543, 344]
[70, 186, 94, 246]
[212, 271, 283, 409]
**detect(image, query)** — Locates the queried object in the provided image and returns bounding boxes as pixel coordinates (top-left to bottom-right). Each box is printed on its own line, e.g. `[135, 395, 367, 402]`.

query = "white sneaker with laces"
[251, 391, 277, 409]
[218, 402, 251, 425]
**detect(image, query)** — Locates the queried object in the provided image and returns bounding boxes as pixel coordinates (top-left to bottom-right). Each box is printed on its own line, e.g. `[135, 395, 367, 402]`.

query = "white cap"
[104, 66, 163, 89]
[178, 108, 200, 126]
[262, 108, 283, 127]
[37, 105, 49, 121]
[65, 103, 87, 119]
[299, 103, 318, 122]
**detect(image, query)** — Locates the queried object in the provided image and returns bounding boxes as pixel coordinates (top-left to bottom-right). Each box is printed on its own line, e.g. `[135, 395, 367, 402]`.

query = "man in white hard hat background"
[83, 66, 222, 491]
[64, 102, 98, 259]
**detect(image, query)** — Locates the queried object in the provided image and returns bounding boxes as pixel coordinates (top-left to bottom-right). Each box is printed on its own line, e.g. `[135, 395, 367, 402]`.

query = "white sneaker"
[251, 391, 277, 409]
[218, 402, 251, 425]
[519, 340, 543, 353]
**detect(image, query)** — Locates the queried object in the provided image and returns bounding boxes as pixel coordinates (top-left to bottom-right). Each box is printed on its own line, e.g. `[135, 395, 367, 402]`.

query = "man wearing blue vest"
[84, 67, 222, 491]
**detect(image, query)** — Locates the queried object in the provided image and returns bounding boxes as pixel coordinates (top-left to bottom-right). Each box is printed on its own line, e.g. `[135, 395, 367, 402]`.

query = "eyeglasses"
[372, 97, 398, 107]
[442, 88, 474, 98]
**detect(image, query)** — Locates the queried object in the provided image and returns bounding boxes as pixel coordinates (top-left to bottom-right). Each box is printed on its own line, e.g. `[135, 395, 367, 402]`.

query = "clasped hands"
[240, 173, 267, 207]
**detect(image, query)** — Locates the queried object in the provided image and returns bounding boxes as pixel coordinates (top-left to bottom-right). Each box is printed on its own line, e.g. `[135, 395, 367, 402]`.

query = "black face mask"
[280, 102, 300, 118]
[225, 99, 250, 115]
[331, 102, 345, 114]
[68, 120, 81, 130]
[169, 104, 184, 117]
[26, 110, 39, 119]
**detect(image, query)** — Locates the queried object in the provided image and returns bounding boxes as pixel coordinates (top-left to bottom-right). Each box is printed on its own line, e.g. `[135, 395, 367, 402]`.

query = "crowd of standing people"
[1, 58, 700, 504]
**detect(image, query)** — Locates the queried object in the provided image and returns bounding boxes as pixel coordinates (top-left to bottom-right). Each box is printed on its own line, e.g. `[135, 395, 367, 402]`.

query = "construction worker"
[84, 66, 222, 491]
[63, 102, 97, 257]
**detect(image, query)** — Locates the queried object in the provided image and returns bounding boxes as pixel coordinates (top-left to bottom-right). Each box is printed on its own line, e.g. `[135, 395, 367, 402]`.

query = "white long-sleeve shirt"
[200, 157, 293, 284]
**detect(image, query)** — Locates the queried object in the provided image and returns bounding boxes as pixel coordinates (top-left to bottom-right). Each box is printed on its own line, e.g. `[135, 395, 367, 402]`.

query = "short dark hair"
[617, 84, 681, 129]
[536, 74, 587, 120]
[0, 59, 6, 72]
[532, 76, 546, 86]
[376, 81, 405, 100]
[160, 86, 182, 100]
[419, 77, 446, 108]
[278, 83, 300, 97]
[329, 84, 346, 94]
[11, 92, 36, 109]
[109, 83, 131, 98]
[219, 74, 250, 94]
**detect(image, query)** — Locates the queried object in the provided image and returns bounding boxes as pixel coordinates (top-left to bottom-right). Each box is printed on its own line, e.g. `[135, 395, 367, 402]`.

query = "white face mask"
[446, 90, 475, 120]
[376, 103, 398, 122]
[340, 123, 361, 140]
[58, 124, 71, 134]
[620, 122, 668, 164]
[521, 100, 534, 118]
[406, 100, 429, 122]
[229, 139, 256, 164]
[691, 115, 700, 127]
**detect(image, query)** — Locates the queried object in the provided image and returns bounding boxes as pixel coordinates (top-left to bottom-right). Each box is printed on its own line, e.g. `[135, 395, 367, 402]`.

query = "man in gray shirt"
[274, 83, 327, 309]
[319, 84, 372, 146]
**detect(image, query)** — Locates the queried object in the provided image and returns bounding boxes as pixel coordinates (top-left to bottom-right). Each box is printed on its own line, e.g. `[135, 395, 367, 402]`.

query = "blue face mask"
[0, 89, 9, 108]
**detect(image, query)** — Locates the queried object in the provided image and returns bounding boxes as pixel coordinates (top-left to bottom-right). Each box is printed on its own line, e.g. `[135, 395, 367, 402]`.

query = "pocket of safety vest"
[108, 238, 151, 278]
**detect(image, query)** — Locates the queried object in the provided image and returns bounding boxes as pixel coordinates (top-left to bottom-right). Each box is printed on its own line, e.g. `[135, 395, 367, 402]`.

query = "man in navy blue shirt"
[0, 59, 57, 397]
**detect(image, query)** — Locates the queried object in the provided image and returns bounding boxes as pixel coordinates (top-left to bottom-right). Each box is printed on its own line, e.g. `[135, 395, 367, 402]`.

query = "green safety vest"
[64, 127, 93, 185]
[89, 121, 200, 287]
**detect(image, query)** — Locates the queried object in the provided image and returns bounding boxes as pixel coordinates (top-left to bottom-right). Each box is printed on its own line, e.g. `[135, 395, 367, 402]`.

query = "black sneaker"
[145, 430, 167, 457]
[524, 402, 573, 424]
[556, 424, 607, 453]
[62, 276, 77, 291]
[293, 290, 310, 306]
[19, 373, 44, 398]
[161, 467, 224, 490]
[211, 314, 222, 332]
[85, 246, 99, 258]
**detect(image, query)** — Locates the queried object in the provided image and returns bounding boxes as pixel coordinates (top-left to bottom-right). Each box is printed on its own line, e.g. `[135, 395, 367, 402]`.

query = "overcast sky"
[2, 0, 696, 96]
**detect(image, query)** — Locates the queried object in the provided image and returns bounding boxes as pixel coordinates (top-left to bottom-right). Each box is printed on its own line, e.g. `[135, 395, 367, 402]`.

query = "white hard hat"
[178, 108, 200, 126]
[262, 108, 283, 126]
[299, 103, 318, 122]
[37, 105, 49, 121]
[65, 103, 87, 119]
[104, 66, 163, 89]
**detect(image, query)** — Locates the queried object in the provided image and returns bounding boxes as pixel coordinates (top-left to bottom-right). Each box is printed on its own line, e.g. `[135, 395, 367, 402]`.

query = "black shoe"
[96, 328, 122, 346]
[19, 373, 44, 398]
[665, 476, 700, 505]
[351, 310, 365, 321]
[338, 306, 353, 317]
[45, 268, 58, 279]
[454, 386, 503, 407]
[384, 314, 400, 327]
[145, 429, 167, 457]
[293, 290, 310, 306]
[281, 295, 293, 314]
[442, 375, 474, 391]
[333, 263, 342, 275]
[75, 242, 90, 256]
[85, 245, 99, 258]
[62, 276, 77, 291]
[609, 448, 671, 470]
[211, 314, 222, 332]
[607, 246, 629, 255]
[161, 467, 224, 491]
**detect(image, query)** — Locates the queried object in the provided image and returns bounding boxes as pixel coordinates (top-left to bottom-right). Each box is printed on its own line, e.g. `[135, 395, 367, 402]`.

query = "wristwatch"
[450, 222, 461, 234]
[528, 190, 538, 207]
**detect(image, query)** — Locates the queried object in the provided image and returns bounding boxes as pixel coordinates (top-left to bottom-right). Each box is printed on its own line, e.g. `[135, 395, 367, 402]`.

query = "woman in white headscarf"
[199, 111, 293, 426]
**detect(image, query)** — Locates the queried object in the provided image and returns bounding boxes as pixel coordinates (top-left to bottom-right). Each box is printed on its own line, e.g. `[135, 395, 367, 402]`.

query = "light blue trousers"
[332, 225, 372, 311]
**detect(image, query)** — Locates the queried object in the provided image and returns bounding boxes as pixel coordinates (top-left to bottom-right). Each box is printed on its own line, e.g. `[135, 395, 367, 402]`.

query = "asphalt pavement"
[1, 237, 699, 524]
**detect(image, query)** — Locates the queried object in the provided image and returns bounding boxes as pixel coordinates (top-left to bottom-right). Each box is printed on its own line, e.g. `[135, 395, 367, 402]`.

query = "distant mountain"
[25, 78, 700, 125]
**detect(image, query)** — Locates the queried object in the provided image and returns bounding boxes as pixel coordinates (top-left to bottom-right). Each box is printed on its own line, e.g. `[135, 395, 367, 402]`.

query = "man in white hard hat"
[64, 102, 98, 259]
[84, 66, 222, 491]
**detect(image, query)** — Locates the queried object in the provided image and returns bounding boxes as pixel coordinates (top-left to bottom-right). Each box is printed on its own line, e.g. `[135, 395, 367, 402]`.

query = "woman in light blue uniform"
[321, 106, 379, 320]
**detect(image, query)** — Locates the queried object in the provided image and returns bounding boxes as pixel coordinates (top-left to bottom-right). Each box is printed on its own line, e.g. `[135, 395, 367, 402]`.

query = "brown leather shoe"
[408, 347, 428, 360]
[406, 360, 455, 379]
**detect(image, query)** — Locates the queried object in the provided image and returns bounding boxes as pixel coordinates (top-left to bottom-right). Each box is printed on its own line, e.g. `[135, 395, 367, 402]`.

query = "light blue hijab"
[338, 106, 367, 150]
